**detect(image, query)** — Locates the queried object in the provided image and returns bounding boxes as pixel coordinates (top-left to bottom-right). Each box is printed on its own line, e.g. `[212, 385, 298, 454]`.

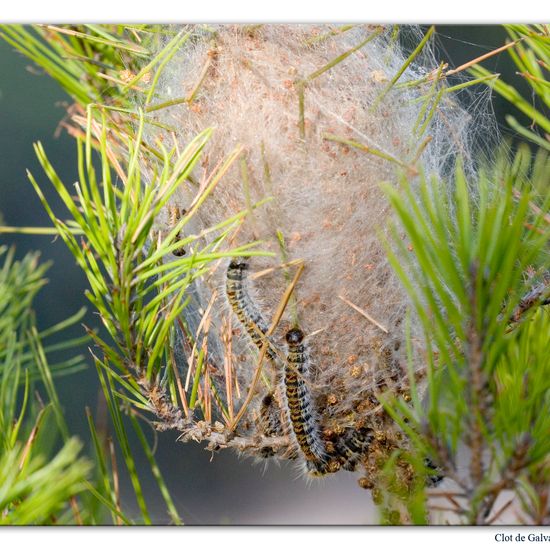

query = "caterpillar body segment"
[284, 327, 334, 476]
[257, 392, 285, 458]
[226, 258, 279, 362]
[334, 427, 373, 472]
[424, 457, 444, 487]
[168, 205, 187, 257]
[259, 393, 283, 437]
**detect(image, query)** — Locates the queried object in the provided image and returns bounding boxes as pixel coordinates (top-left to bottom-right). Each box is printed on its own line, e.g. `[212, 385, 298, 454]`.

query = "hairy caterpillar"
[334, 427, 373, 472]
[424, 457, 444, 487]
[257, 393, 284, 458]
[168, 205, 187, 257]
[226, 258, 279, 361]
[284, 327, 337, 476]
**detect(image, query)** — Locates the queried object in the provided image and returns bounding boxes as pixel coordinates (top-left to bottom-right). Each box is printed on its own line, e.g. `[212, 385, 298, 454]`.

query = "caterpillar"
[424, 457, 444, 487]
[258, 391, 300, 460]
[226, 258, 278, 361]
[168, 205, 187, 257]
[257, 392, 285, 458]
[334, 427, 373, 472]
[284, 327, 336, 476]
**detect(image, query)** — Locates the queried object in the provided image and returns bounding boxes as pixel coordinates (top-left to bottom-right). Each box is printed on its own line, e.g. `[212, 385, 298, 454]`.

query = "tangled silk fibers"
[145, 25, 483, 478]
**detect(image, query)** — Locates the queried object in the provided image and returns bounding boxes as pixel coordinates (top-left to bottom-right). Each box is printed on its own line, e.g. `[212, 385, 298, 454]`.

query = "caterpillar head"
[286, 328, 305, 346]
[228, 257, 249, 272]
[261, 393, 275, 408]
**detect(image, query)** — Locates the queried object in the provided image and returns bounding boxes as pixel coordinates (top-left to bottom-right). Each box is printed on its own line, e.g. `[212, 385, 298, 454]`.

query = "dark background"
[0, 25, 525, 524]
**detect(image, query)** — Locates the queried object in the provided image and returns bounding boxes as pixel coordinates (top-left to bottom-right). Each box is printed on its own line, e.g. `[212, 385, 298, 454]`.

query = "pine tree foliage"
[382, 149, 550, 524]
[0, 247, 91, 524]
